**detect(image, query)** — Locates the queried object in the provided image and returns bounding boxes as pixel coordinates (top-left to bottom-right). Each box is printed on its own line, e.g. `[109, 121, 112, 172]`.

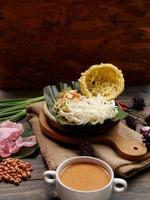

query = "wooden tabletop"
[0, 85, 150, 200]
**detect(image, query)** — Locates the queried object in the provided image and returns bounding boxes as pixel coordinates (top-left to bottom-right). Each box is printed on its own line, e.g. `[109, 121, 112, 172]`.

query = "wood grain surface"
[0, 85, 150, 199]
[0, 0, 150, 88]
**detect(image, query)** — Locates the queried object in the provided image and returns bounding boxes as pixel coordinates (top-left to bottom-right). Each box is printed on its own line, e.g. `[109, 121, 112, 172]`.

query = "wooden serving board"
[39, 111, 147, 161]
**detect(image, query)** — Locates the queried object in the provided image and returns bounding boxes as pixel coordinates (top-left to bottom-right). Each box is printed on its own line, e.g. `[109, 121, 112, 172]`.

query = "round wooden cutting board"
[39, 111, 147, 161]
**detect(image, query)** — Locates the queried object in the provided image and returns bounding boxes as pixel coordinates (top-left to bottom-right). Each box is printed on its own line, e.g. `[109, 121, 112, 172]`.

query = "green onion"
[0, 96, 44, 122]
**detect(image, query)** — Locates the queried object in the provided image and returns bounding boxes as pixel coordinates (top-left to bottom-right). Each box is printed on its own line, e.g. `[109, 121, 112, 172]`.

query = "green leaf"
[43, 82, 79, 125]
[23, 127, 33, 137]
[112, 107, 128, 121]
[12, 144, 39, 159]
[0, 96, 44, 122]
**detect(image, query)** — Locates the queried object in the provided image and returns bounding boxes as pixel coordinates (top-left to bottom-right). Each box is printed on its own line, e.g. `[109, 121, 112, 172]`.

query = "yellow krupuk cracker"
[78, 63, 124, 100]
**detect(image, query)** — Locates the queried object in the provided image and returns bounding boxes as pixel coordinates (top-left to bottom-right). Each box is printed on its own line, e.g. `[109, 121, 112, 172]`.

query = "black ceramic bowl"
[43, 82, 127, 136]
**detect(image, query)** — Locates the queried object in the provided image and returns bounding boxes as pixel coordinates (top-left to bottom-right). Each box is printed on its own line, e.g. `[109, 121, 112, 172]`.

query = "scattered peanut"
[0, 158, 33, 185]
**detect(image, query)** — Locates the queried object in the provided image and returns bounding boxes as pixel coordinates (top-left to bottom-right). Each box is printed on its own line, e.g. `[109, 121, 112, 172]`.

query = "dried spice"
[79, 143, 95, 157]
[0, 158, 32, 185]
[131, 96, 145, 111]
[145, 115, 150, 126]
[118, 101, 146, 126]
[125, 116, 137, 130]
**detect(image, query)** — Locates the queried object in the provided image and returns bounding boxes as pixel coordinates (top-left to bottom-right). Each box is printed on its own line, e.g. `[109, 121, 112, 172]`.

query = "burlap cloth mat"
[27, 102, 150, 178]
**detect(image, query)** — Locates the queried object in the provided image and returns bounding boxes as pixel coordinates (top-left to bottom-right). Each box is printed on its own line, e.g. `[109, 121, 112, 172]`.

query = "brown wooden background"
[0, 0, 150, 89]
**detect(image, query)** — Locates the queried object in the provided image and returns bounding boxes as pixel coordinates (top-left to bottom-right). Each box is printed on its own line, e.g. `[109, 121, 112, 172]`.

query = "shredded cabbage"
[52, 90, 118, 125]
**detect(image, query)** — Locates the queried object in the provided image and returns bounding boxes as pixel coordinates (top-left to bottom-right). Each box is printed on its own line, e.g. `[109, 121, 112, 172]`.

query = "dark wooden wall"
[0, 0, 150, 89]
